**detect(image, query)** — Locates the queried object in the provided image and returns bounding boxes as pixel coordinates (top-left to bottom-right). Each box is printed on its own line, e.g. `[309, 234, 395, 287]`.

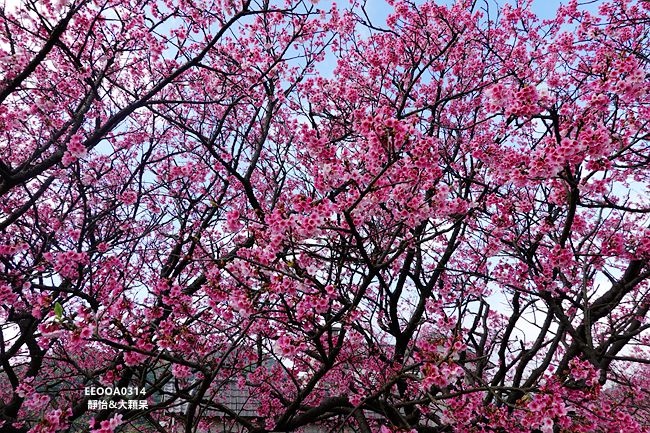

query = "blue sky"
[315, 0, 579, 78]
[530, 0, 566, 18]
[362, 0, 570, 24]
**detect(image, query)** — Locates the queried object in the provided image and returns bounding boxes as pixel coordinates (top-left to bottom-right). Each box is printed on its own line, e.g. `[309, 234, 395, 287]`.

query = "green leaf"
[54, 302, 63, 320]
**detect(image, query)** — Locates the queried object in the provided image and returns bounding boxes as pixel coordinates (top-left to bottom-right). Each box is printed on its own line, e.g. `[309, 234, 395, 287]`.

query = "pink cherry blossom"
[0, 0, 649, 432]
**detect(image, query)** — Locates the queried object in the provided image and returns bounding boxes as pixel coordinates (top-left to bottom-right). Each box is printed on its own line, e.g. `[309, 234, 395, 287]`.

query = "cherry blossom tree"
[1, 0, 649, 432]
